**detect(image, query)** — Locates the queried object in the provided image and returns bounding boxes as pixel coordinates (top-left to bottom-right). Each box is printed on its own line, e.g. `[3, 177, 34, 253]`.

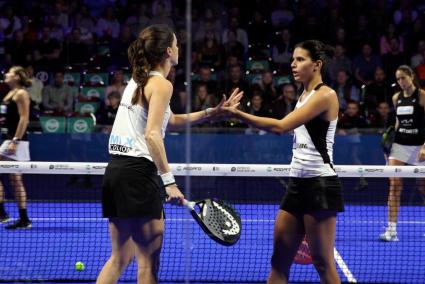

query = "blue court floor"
[0, 203, 424, 283]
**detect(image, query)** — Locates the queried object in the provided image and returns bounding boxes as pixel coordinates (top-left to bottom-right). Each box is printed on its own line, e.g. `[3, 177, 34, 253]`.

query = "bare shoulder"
[419, 89, 425, 105]
[392, 92, 400, 100]
[316, 85, 337, 101]
[15, 89, 30, 100]
[146, 76, 173, 95]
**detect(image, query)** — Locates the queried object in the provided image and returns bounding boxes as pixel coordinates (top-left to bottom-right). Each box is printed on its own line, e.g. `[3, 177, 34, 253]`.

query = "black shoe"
[0, 215, 10, 223]
[5, 219, 32, 230]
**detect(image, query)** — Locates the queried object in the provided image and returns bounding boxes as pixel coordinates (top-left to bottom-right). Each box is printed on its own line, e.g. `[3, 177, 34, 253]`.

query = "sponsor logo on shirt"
[396, 106, 414, 115]
[109, 134, 135, 153]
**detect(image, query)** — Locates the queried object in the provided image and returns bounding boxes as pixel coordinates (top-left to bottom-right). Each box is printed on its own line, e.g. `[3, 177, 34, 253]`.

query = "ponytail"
[127, 25, 174, 105]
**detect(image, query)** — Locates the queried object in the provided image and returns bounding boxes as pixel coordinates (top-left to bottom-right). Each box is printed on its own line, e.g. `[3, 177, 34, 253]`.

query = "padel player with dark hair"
[97, 25, 242, 284]
[224, 40, 344, 284]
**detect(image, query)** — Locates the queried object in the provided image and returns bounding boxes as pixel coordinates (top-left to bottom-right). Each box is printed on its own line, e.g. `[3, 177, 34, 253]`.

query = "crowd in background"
[0, 0, 424, 133]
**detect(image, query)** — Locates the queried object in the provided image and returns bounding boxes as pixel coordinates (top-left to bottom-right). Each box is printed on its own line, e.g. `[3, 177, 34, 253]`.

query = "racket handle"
[183, 199, 195, 210]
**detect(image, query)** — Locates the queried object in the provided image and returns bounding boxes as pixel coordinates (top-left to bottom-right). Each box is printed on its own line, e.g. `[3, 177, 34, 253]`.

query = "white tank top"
[108, 71, 171, 161]
[290, 86, 337, 178]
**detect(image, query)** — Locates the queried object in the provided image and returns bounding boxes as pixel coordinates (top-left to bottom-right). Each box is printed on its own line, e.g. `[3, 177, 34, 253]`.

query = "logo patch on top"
[396, 106, 414, 115]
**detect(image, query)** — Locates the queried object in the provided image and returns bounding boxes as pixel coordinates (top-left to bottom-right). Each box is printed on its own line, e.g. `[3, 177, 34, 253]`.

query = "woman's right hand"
[165, 184, 185, 206]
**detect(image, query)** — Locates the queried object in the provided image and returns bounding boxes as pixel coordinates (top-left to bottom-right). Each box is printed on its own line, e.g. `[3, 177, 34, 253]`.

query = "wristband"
[161, 172, 175, 186]
[11, 137, 20, 144]
[204, 108, 214, 117]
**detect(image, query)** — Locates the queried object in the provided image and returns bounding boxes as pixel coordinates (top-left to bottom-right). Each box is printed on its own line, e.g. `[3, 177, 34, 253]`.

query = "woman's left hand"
[7, 141, 16, 155]
[418, 145, 425, 162]
[209, 88, 244, 118]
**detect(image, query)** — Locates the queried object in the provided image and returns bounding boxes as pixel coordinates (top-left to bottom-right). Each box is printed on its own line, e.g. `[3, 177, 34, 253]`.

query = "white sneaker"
[379, 229, 399, 242]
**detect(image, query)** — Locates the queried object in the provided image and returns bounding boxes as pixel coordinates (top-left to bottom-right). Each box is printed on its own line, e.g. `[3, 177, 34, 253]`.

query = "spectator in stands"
[197, 31, 223, 70]
[380, 23, 404, 55]
[192, 83, 216, 112]
[259, 70, 277, 103]
[410, 39, 425, 69]
[382, 37, 407, 82]
[244, 93, 271, 134]
[333, 70, 360, 113]
[0, 6, 22, 40]
[194, 8, 222, 43]
[247, 11, 270, 45]
[125, 3, 150, 37]
[193, 66, 218, 98]
[45, 14, 65, 41]
[406, 18, 425, 54]
[222, 16, 249, 54]
[42, 71, 74, 114]
[61, 28, 90, 66]
[223, 29, 245, 61]
[368, 101, 395, 129]
[98, 91, 121, 128]
[267, 82, 297, 119]
[326, 44, 352, 84]
[271, 28, 294, 71]
[365, 67, 393, 111]
[33, 26, 62, 70]
[149, 2, 175, 29]
[350, 15, 374, 51]
[25, 65, 44, 114]
[96, 6, 120, 40]
[4, 30, 32, 67]
[110, 25, 135, 68]
[72, 5, 95, 43]
[270, 0, 294, 29]
[221, 64, 251, 100]
[352, 43, 382, 86]
[338, 101, 368, 129]
[105, 70, 126, 106]
[393, 2, 418, 26]
[152, 0, 172, 17]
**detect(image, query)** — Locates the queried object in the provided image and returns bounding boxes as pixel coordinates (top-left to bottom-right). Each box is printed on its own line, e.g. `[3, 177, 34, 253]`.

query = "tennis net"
[0, 162, 424, 283]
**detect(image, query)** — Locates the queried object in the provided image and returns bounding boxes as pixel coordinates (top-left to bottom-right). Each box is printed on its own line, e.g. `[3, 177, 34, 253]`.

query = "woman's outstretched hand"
[208, 88, 244, 119]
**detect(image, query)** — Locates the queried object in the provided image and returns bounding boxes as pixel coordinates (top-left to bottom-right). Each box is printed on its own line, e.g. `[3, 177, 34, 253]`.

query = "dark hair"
[128, 25, 174, 105]
[10, 66, 31, 88]
[108, 91, 122, 100]
[396, 65, 420, 89]
[295, 40, 335, 71]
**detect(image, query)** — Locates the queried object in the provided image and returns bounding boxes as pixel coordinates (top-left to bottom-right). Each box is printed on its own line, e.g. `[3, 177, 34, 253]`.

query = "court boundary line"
[25, 218, 425, 225]
[334, 247, 357, 283]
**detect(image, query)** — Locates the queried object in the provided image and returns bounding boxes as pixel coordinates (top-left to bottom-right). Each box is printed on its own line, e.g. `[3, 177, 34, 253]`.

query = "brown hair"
[128, 25, 174, 105]
[396, 65, 420, 89]
[10, 66, 31, 87]
[295, 40, 335, 72]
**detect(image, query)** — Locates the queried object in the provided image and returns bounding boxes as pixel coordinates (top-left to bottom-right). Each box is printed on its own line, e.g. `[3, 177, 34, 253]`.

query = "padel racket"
[294, 236, 313, 265]
[183, 198, 241, 246]
[381, 125, 395, 155]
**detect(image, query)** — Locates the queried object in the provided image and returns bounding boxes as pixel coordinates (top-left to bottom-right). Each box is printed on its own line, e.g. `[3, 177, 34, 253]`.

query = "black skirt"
[280, 176, 344, 214]
[102, 155, 164, 219]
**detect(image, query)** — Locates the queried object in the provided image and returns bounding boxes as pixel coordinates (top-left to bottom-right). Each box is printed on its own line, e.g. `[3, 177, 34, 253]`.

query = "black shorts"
[280, 176, 344, 214]
[102, 155, 164, 219]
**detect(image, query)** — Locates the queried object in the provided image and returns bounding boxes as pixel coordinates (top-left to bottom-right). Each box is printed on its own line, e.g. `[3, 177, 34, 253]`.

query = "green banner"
[67, 117, 94, 133]
[75, 102, 100, 114]
[39, 116, 67, 133]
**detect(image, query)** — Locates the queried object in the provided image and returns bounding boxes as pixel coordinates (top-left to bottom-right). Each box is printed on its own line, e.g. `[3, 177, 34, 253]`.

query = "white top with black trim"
[290, 84, 337, 178]
[108, 72, 171, 161]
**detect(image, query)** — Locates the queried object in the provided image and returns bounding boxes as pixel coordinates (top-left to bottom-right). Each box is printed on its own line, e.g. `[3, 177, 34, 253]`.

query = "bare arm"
[417, 90, 425, 161]
[145, 80, 173, 174]
[168, 89, 243, 128]
[13, 90, 30, 139]
[392, 93, 399, 130]
[230, 90, 336, 134]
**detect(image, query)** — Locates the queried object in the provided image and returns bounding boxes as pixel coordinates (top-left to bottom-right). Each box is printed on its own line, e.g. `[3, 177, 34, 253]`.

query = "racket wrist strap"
[161, 172, 176, 186]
